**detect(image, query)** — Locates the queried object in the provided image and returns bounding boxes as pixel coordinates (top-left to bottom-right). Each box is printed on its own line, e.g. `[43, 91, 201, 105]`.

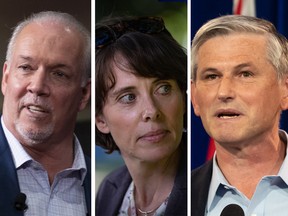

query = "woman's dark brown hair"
[96, 16, 187, 153]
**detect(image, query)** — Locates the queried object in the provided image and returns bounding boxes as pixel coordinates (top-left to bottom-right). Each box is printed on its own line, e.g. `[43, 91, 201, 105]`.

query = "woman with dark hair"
[96, 16, 187, 216]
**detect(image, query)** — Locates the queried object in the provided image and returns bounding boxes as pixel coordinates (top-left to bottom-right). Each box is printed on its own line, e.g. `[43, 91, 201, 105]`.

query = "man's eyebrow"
[234, 63, 253, 70]
[199, 67, 219, 74]
[199, 63, 254, 73]
[18, 55, 33, 61]
[51, 63, 70, 69]
[18, 55, 71, 69]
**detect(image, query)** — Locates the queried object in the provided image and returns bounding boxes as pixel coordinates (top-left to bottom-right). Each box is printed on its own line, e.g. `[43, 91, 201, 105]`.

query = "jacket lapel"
[0, 121, 23, 215]
[192, 160, 213, 216]
[83, 156, 91, 216]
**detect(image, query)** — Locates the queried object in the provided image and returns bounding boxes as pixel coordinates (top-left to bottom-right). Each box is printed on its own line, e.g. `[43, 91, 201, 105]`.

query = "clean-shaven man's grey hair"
[191, 15, 288, 81]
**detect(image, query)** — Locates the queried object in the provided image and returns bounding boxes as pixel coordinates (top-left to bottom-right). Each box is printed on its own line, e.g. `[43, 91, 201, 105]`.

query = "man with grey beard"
[0, 11, 91, 215]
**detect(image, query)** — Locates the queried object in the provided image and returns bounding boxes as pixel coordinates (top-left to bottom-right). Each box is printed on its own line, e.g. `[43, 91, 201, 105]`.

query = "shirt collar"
[1, 117, 31, 168]
[277, 129, 288, 184]
[69, 135, 87, 184]
[1, 117, 87, 183]
[207, 129, 288, 211]
[206, 153, 229, 212]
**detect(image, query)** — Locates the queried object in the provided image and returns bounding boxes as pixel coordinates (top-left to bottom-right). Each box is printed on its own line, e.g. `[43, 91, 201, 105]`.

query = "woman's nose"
[141, 96, 161, 122]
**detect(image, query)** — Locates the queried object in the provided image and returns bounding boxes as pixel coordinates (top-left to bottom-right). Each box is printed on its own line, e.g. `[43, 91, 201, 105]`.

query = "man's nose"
[27, 69, 50, 96]
[217, 77, 235, 102]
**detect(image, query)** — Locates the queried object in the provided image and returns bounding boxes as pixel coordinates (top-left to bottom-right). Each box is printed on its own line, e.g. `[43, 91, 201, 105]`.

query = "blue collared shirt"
[2, 118, 88, 216]
[206, 130, 288, 216]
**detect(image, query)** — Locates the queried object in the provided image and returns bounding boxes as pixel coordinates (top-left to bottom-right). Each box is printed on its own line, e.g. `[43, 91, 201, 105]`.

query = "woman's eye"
[157, 84, 172, 95]
[119, 94, 136, 104]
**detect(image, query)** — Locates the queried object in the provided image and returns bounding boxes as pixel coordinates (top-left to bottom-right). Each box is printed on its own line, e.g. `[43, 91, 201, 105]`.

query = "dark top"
[191, 160, 213, 216]
[96, 150, 187, 216]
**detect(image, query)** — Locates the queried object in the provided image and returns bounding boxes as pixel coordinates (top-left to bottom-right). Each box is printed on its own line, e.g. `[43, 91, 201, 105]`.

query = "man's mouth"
[216, 109, 241, 119]
[218, 112, 240, 119]
[27, 105, 48, 113]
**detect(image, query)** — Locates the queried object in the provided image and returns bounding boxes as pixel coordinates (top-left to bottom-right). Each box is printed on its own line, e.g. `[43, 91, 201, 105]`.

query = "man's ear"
[281, 76, 288, 110]
[2, 62, 9, 96]
[78, 79, 91, 112]
[96, 114, 110, 134]
[191, 80, 200, 116]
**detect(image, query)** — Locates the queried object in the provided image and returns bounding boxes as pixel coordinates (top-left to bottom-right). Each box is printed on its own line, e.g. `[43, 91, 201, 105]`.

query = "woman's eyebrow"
[110, 86, 136, 98]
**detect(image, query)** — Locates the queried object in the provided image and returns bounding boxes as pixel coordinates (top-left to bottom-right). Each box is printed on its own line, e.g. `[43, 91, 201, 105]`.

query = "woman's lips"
[138, 129, 169, 143]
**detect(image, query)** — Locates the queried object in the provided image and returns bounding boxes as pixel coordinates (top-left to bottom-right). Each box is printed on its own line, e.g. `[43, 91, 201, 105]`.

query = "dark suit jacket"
[96, 152, 187, 216]
[0, 122, 91, 216]
[192, 160, 213, 216]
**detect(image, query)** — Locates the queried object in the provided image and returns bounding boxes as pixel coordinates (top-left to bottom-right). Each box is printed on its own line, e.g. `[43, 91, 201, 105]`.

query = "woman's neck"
[124, 149, 181, 211]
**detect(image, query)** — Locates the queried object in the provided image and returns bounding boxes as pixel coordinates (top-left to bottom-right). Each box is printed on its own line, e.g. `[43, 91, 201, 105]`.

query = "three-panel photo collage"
[1, 0, 288, 215]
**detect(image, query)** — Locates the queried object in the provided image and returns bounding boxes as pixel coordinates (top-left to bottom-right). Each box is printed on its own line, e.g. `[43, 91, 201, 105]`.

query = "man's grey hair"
[6, 11, 91, 85]
[191, 15, 288, 81]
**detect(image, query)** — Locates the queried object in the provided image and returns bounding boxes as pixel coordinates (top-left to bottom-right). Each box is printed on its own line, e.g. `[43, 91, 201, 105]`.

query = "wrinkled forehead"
[14, 22, 83, 56]
[18, 21, 80, 42]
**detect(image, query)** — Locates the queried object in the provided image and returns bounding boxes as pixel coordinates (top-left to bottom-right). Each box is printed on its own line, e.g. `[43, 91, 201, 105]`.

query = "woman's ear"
[96, 115, 110, 134]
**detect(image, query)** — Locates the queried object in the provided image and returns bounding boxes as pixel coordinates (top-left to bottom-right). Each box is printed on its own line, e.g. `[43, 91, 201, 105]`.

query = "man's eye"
[119, 94, 136, 104]
[205, 74, 218, 80]
[240, 71, 253, 77]
[53, 71, 65, 77]
[18, 65, 32, 71]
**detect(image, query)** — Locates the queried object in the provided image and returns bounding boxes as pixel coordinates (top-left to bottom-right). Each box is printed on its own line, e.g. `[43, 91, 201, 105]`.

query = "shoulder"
[96, 165, 132, 215]
[174, 149, 187, 188]
[165, 149, 187, 215]
[192, 160, 213, 191]
[103, 165, 130, 183]
[97, 165, 131, 197]
[192, 160, 213, 179]
[191, 160, 213, 216]
[84, 155, 91, 170]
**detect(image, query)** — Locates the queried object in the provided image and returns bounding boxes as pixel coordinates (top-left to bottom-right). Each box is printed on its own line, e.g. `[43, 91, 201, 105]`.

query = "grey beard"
[15, 120, 54, 145]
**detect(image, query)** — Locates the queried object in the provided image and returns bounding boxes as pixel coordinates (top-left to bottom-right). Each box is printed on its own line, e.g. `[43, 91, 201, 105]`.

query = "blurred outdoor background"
[0, 0, 91, 156]
[96, 0, 187, 192]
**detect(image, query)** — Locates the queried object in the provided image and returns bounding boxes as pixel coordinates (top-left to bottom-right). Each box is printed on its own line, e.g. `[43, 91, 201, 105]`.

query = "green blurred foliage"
[96, 0, 187, 47]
